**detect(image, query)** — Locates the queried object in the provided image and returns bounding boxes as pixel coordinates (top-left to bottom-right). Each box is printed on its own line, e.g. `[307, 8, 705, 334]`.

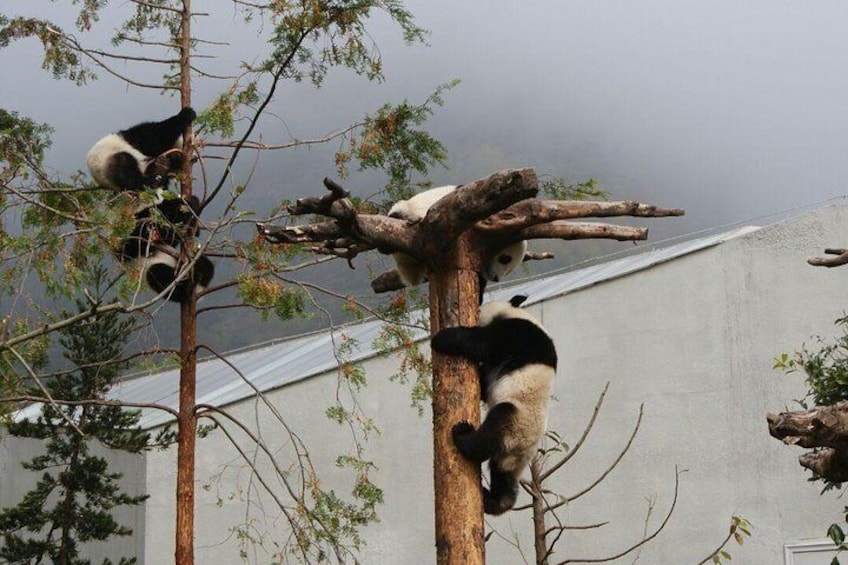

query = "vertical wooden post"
[429, 234, 485, 565]
[175, 2, 196, 564]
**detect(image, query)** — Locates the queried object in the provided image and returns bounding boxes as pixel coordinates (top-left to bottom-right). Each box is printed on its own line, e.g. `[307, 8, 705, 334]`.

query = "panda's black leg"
[477, 273, 487, 305]
[193, 255, 215, 291]
[145, 248, 182, 303]
[107, 152, 148, 192]
[117, 219, 155, 261]
[483, 459, 518, 515]
[451, 402, 516, 463]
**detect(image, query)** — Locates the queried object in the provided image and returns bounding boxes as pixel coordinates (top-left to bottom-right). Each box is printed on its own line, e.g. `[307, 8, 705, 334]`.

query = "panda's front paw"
[452, 421, 475, 440]
[431, 329, 458, 354]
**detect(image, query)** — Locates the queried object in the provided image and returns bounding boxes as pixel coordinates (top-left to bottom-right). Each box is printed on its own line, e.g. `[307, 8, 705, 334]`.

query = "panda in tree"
[430, 294, 557, 514]
[386, 185, 528, 299]
[87, 107, 213, 303]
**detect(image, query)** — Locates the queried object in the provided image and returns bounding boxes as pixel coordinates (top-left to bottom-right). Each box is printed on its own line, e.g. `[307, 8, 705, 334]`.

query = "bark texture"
[429, 234, 485, 565]
[767, 401, 848, 481]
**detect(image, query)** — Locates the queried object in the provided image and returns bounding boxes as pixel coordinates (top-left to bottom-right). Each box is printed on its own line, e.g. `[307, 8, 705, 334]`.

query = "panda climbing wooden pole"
[429, 233, 486, 565]
[255, 167, 684, 564]
[175, 1, 196, 564]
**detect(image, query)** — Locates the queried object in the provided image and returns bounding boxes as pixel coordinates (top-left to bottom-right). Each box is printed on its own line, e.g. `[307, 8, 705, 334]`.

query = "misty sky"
[5, 1, 848, 235]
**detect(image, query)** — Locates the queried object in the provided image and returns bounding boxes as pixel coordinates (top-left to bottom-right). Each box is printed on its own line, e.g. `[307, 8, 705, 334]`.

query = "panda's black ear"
[509, 294, 528, 308]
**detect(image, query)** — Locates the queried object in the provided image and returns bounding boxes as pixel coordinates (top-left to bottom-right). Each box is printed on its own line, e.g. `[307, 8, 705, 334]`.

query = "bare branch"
[523, 251, 554, 262]
[258, 219, 346, 244]
[202, 27, 314, 212]
[477, 199, 685, 234]
[540, 383, 610, 481]
[808, 247, 848, 267]
[550, 403, 644, 510]
[53, 28, 177, 90]
[767, 401, 848, 449]
[0, 395, 179, 418]
[558, 468, 680, 564]
[520, 221, 648, 242]
[5, 347, 84, 436]
[202, 122, 360, 151]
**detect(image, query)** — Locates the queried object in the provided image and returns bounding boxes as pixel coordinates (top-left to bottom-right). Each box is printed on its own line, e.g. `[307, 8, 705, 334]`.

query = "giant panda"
[87, 107, 196, 192]
[430, 294, 557, 515]
[86, 107, 214, 303]
[386, 185, 527, 291]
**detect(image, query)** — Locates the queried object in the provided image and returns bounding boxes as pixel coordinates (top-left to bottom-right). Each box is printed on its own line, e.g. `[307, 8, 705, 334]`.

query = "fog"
[4, 0, 848, 347]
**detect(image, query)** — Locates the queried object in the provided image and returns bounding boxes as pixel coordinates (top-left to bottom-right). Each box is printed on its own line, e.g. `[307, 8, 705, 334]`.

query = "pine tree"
[0, 268, 153, 565]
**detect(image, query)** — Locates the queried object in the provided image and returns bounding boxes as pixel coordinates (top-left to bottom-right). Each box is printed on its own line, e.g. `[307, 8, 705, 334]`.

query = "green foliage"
[371, 290, 432, 415]
[235, 274, 308, 322]
[0, 16, 96, 84]
[774, 315, 848, 409]
[776, 316, 848, 563]
[705, 516, 752, 564]
[540, 176, 609, 201]
[0, 269, 155, 564]
[341, 81, 458, 197]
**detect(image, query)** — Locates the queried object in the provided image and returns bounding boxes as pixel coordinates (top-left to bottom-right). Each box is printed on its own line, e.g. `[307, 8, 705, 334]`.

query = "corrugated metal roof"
[15, 225, 759, 429]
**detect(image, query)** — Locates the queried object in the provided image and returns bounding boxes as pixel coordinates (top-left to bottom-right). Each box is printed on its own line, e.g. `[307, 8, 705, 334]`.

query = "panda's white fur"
[86, 134, 151, 192]
[485, 239, 528, 283]
[430, 295, 557, 514]
[387, 185, 457, 286]
[387, 185, 527, 287]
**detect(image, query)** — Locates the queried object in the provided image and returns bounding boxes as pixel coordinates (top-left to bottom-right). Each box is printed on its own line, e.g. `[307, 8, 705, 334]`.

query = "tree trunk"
[175, 2, 196, 564]
[429, 233, 485, 565]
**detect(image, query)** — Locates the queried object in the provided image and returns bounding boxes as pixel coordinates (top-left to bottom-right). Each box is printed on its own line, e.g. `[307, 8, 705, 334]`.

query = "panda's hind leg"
[106, 152, 147, 192]
[451, 402, 517, 463]
[483, 459, 518, 515]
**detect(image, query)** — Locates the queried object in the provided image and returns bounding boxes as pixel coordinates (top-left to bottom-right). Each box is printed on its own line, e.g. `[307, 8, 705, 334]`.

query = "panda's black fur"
[86, 108, 213, 303]
[87, 107, 195, 192]
[430, 294, 557, 515]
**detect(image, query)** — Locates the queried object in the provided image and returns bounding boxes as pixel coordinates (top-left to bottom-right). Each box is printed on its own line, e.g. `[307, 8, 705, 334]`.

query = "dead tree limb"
[520, 221, 648, 242]
[808, 247, 848, 267]
[477, 199, 685, 233]
[767, 401, 848, 481]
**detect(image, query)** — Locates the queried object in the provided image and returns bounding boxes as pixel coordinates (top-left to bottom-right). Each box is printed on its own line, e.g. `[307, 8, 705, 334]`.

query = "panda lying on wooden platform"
[386, 185, 528, 294]
[431, 294, 557, 514]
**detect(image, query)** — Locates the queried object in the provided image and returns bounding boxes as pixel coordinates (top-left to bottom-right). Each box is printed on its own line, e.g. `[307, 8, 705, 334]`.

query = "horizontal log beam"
[520, 221, 648, 242]
[808, 247, 848, 268]
[477, 199, 684, 233]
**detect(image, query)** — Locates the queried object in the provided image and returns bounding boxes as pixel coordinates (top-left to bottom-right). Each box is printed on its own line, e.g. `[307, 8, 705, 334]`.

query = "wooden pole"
[429, 233, 485, 565]
[175, 1, 196, 563]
